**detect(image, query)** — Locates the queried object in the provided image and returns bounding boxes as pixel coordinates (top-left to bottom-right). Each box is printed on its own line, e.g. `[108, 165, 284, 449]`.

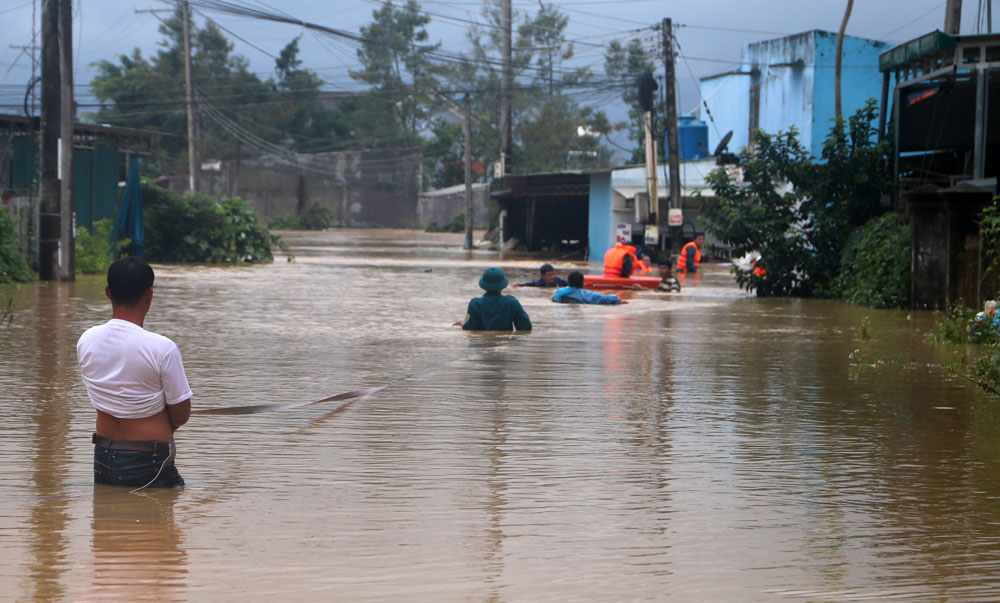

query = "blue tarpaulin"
[116, 158, 144, 258]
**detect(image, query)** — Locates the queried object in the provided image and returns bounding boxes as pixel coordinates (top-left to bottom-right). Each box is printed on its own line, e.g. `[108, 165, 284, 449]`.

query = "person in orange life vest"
[633, 247, 651, 273]
[603, 243, 640, 278]
[751, 255, 767, 277]
[676, 233, 704, 275]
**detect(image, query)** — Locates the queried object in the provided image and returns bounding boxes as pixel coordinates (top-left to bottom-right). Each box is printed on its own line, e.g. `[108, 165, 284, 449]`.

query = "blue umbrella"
[116, 157, 144, 258]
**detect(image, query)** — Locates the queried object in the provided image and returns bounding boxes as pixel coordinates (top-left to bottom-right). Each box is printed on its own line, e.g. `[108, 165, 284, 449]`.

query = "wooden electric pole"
[500, 0, 512, 175]
[463, 94, 474, 250]
[183, 1, 198, 193]
[39, 0, 73, 281]
[662, 18, 681, 245]
[944, 0, 962, 34]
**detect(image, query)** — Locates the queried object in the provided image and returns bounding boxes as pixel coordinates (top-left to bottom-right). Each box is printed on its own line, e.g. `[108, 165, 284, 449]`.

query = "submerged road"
[1, 228, 999, 601]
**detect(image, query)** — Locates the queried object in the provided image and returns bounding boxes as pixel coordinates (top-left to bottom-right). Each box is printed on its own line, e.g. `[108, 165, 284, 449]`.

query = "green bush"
[268, 203, 337, 230]
[75, 218, 119, 274]
[142, 180, 276, 263]
[835, 212, 911, 308]
[932, 301, 999, 344]
[425, 213, 465, 233]
[0, 207, 32, 283]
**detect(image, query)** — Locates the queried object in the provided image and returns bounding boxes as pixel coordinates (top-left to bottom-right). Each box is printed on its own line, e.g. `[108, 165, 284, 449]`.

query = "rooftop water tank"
[669, 115, 709, 160]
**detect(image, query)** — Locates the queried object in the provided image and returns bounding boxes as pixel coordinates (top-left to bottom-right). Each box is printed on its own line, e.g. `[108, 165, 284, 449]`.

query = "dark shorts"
[93, 439, 184, 488]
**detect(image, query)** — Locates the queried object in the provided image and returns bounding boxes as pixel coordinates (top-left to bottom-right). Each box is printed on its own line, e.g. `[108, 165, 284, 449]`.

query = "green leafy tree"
[702, 127, 812, 296]
[351, 0, 442, 148]
[0, 208, 32, 283]
[702, 102, 896, 300]
[604, 39, 661, 164]
[91, 8, 328, 174]
[437, 1, 611, 176]
[516, 96, 611, 172]
[800, 99, 893, 294]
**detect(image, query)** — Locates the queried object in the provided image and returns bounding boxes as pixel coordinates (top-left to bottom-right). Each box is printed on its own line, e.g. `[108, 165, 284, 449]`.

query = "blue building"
[700, 30, 890, 158]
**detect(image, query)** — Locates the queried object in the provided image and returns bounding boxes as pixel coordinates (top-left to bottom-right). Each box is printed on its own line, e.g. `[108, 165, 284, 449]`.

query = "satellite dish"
[713, 130, 734, 157]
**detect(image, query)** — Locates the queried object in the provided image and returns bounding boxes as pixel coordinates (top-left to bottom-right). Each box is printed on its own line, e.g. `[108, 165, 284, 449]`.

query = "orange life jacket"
[603, 244, 638, 277]
[676, 241, 701, 273]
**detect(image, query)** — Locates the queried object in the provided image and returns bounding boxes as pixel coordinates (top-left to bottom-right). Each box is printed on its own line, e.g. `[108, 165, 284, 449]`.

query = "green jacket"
[462, 292, 532, 331]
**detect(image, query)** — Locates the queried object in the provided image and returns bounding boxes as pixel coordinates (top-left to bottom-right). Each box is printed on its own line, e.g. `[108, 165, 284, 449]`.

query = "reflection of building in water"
[83, 488, 187, 601]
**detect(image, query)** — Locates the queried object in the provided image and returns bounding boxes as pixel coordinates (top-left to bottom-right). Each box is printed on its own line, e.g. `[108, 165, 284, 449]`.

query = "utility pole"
[38, 0, 73, 281]
[661, 18, 681, 248]
[463, 94, 474, 250]
[834, 0, 854, 121]
[944, 0, 962, 34]
[59, 0, 74, 277]
[183, 1, 198, 193]
[642, 110, 657, 223]
[500, 0, 512, 175]
[638, 71, 658, 224]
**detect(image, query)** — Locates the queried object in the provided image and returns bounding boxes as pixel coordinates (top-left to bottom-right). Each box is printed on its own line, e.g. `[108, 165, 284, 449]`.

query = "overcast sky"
[0, 0, 988, 119]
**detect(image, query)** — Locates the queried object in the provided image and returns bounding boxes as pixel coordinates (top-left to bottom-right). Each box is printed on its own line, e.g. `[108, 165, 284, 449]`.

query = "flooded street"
[3, 228, 1000, 601]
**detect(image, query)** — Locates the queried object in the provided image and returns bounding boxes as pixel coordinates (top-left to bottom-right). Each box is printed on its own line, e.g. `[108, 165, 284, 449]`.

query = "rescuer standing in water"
[676, 233, 704, 275]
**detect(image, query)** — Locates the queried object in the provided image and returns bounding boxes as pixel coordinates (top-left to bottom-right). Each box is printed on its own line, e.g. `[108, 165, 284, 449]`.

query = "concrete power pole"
[661, 18, 681, 246]
[944, 0, 962, 34]
[463, 94, 474, 250]
[500, 0, 512, 175]
[642, 109, 657, 224]
[183, 1, 198, 193]
[39, 0, 73, 281]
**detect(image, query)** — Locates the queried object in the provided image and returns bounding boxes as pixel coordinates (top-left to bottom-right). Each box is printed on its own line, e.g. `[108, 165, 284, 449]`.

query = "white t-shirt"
[77, 318, 193, 419]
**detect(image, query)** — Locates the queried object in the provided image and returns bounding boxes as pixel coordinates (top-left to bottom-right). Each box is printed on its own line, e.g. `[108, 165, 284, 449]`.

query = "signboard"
[615, 222, 632, 245]
[644, 224, 658, 246]
[668, 208, 683, 227]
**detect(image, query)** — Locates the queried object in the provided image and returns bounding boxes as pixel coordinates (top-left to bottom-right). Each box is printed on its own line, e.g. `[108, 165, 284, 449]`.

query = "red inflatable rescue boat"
[583, 275, 661, 290]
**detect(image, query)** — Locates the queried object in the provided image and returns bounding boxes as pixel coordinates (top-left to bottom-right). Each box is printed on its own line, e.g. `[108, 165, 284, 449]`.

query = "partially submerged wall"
[196, 148, 423, 227]
[417, 183, 490, 229]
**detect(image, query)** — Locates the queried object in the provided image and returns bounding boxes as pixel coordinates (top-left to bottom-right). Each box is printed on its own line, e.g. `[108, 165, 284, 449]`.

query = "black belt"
[92, 433, 169, 453]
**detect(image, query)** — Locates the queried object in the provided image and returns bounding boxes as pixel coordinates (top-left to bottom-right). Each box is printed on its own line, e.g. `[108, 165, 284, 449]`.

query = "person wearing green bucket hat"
[457, 267, 532, 331]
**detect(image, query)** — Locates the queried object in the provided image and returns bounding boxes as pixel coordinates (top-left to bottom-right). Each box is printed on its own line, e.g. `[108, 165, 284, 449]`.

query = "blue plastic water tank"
[670, 115, 709, 160]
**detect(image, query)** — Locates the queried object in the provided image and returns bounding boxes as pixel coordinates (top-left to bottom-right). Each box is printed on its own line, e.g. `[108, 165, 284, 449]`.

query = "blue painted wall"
[811, 32, 889, 157]
[588, 171, 613, 262]
[700, 31, 890, 158]
[701, 72, 750, 156]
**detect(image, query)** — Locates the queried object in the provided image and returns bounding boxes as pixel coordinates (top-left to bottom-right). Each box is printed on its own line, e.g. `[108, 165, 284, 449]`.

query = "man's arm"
[166, 399, 191, 431]
[461, 300, 483, 330]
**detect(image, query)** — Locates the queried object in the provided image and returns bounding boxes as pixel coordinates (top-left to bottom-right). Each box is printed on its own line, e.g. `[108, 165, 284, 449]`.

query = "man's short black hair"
[658, 257, 672, 266]
[540, 263, 555, 274]
[107, 256, 154, 306]
[568, 270, 584, 288]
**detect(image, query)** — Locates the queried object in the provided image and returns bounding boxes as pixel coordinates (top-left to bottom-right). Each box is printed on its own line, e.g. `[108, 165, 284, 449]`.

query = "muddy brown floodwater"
[2, 228, 1000, 601]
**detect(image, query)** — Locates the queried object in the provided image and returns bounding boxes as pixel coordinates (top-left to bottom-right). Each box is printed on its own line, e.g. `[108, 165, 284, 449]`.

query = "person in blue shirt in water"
[513, 263, 568, 288]
[458, 267, 532, 331]
[551, 271, 621, 304]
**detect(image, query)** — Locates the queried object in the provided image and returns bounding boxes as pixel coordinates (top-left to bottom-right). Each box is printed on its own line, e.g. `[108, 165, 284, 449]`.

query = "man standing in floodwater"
[676, 233, 704, 275]
[459, 267, 532, 332]
[77, 257, 192, 488]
